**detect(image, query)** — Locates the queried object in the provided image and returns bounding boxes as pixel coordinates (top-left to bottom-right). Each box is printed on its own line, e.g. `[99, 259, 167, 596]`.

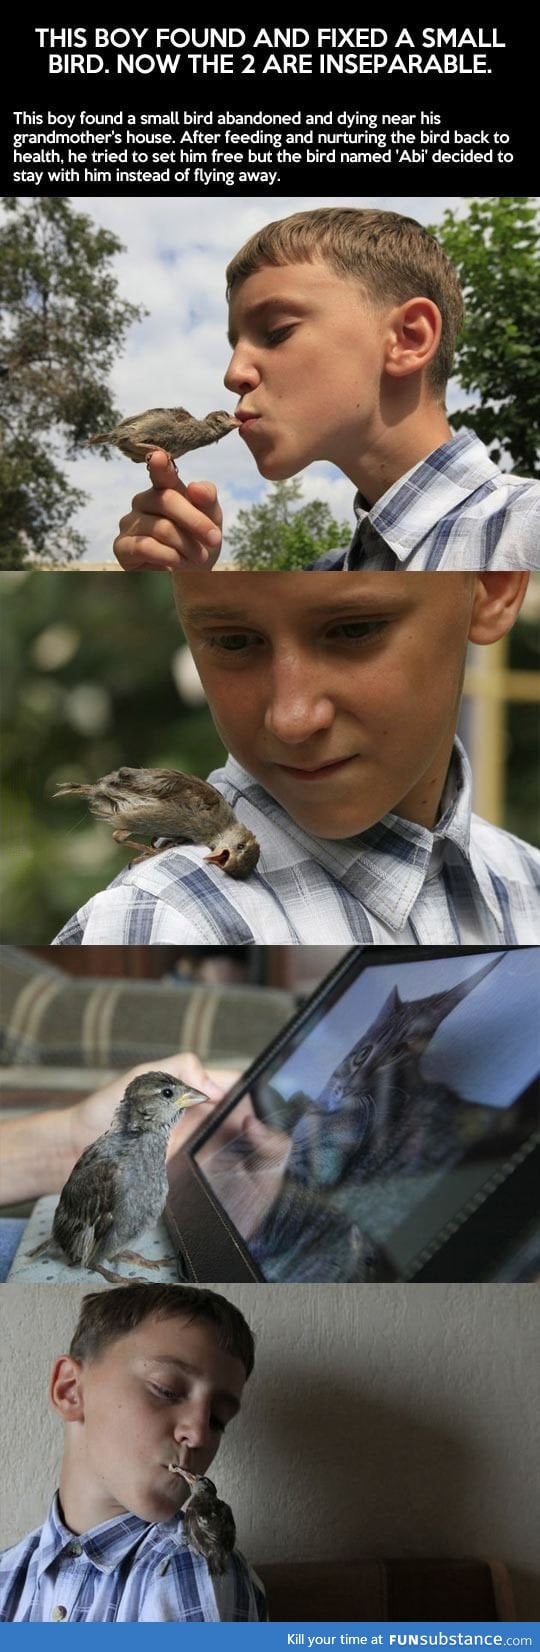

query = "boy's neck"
[58, 1467, 131, 1537]
[348, 404, 453, 506]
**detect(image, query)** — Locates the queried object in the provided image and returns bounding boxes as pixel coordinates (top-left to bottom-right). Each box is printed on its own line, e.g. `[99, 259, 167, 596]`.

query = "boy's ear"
[383, 297, 442, 382]
[468, 573, 529, 644]
[49, 1355, 86, 1424]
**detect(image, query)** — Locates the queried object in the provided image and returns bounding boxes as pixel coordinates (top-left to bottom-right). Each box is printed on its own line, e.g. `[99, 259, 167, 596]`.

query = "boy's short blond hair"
[226, 207, 464, 398]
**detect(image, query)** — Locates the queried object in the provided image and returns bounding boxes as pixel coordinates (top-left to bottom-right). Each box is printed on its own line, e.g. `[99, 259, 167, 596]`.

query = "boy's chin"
[127, 1483, 187, 1526]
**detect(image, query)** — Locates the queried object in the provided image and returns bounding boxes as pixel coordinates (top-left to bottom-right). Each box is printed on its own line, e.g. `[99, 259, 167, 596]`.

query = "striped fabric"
[52, 742, 540, 948]
[0, 1495, 267, 1623]
[0, 947, 292, 1071]
[309, 429, 540, 570]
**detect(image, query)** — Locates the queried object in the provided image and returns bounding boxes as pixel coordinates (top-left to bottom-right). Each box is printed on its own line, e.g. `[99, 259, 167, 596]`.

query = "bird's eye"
[162, 1086, 174, 1099]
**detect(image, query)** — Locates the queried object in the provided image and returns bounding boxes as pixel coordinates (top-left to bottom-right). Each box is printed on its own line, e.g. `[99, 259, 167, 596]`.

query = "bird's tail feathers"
[26, 1237, 59, 1261]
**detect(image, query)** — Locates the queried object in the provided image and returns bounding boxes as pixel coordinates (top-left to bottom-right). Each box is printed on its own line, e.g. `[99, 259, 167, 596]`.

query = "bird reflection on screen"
[194, 952, 539, 1281]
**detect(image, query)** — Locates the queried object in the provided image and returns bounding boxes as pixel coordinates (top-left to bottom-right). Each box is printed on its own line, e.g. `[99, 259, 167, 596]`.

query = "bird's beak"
[176, 1086, 208, 1111]
[53, 782, 91, 797]
[178, 1468, 197, 1487]
[204, 849, 230, 867]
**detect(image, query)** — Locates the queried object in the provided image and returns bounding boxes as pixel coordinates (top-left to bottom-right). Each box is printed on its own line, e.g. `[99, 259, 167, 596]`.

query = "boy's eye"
[150, 1384, 179, 1402]
[208, 632, 263, 653]
[328, 621, 388, 644]
[264, 324, 294, 347]
[210, 1415, 226, 1433]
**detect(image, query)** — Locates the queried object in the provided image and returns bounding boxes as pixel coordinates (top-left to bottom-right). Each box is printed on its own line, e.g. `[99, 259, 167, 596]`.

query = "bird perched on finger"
[176, 1470, 236, 1575]
[27, 1071, 207, 1284]
[55, 766, 261, 879]
[87, 407, 238, 465]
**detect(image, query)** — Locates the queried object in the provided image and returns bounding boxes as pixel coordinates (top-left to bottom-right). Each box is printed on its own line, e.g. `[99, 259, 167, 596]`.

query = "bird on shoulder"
[54, 766, 261, 879]
[170, 1467, 237, 1575]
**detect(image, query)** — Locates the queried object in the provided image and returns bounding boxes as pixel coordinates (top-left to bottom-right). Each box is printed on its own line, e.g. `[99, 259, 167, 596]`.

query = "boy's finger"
[185, 480, 223, 531]
[146, 448, 187, 494]
[125, 490, 222, 550]
[113, 533, 210, 571]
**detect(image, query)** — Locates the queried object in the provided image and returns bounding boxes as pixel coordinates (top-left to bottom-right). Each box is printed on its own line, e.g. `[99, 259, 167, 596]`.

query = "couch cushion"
[0, 948, 293, 1070]
[255, 1557, 512, 1622]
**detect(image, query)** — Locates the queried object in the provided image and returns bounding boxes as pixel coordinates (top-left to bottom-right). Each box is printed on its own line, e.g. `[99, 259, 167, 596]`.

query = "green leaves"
[228, 478, 351, 570]
[428, 197, 540, 475]
[0, 198, 146, 563]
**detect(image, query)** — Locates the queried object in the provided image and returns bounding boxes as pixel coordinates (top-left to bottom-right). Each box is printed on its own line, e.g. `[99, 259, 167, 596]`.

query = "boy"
[52, 570, 540, 947]
[0, 1283, 266, 1623]
[113, 208, 540, 573]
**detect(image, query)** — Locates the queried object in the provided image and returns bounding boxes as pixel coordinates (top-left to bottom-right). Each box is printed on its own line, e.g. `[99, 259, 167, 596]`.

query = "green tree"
[430, 196, 540, 474]
[228, 478, 352, 570]
[0, 198, 145, 565]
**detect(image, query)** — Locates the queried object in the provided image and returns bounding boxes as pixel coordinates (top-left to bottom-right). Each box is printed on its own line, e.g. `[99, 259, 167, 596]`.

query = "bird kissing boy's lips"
[235, 408, 261, 436]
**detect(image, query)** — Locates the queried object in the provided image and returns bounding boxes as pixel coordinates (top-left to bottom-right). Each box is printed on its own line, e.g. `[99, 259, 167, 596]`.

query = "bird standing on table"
[173, 1469, 237, 1575]
[27, 1072, 208, 1284]
[54, 766, 261, 879]
[87, 407, 238, 466]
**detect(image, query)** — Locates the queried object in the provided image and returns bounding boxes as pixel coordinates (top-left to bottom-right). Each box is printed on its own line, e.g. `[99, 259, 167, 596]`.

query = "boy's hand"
[113, 450, 223, 571]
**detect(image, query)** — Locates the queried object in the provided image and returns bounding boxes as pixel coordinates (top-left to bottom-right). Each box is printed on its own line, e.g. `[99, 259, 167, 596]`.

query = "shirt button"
[68, 1543, 83, 1557]
[51, 1605, 68, 1621]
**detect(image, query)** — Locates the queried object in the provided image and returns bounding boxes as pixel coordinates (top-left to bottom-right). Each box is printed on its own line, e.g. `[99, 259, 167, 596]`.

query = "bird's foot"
[144, 447, 179, 474]
[112, 830, 161, 860]
[113, 1249, 176, 1269]
[92, 1262, 150, 1285]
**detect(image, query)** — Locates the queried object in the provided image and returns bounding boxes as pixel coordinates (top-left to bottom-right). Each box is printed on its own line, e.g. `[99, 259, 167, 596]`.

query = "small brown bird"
[87, 407, 238, 464]
[27, 1071, 207, 1285]
[173, 1469, 237, 1575]
[55, 766, 261, 879]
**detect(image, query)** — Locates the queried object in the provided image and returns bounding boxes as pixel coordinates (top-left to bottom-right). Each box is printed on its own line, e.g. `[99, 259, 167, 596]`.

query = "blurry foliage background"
[0, 572, 225, 940]
[0, 570, 538, 943]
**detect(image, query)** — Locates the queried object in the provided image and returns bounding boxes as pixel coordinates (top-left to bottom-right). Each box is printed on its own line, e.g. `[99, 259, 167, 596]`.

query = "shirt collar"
[35, 1495, 168, 1579]
[348, 428, 500, 562]
[219, 738, 496, 932]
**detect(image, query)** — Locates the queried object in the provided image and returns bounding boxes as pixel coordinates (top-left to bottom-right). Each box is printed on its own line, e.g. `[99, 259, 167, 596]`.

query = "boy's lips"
[236, 408, 261, 438]
[273, 755, 357, 782]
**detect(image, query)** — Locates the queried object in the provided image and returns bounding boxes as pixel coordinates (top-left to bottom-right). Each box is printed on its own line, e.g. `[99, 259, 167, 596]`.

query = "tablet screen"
[191, 949, 539, 1281]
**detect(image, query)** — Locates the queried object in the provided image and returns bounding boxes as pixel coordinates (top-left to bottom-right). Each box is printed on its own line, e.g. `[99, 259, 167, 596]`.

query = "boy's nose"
[223, 349, 261, 394]
[264, 661, 335, 745]
[172, 1404, 213, 1453]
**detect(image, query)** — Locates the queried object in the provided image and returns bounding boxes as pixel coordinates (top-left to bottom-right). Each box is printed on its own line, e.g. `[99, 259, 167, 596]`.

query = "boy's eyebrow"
[227, 294, 308, 348]
[181, 594, 407, 625]
[149, 1355, 241, 1412]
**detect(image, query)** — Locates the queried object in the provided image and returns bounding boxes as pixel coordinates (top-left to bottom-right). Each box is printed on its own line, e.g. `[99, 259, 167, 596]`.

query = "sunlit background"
[3, 193, 472, 565]
[0, 570, 538, 941]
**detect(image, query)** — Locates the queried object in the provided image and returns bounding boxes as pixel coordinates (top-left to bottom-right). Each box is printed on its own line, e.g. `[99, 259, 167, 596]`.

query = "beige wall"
[0, 1283, 538, 1620]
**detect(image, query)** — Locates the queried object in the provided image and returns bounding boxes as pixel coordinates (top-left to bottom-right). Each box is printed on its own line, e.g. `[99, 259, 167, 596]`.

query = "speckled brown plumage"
[55, 766, 260, 878]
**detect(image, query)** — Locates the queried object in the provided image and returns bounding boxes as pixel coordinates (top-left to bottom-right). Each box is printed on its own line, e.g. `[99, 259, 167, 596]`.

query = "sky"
[57, 193, 467, 561]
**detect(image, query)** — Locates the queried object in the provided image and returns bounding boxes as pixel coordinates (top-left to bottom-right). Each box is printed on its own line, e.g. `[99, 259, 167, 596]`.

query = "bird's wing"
[216, 1498, 236, 1552]
[118, 406, 191, 431]
[148, 772, 235, 827]
[53, 1147, 117, 1267]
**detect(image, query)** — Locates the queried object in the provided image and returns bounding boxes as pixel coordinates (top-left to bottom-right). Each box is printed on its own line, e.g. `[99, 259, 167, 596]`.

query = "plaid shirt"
[52, 742, 540, 948]
[0, 1495, 267, 1623]
[309, 429, 540, 570]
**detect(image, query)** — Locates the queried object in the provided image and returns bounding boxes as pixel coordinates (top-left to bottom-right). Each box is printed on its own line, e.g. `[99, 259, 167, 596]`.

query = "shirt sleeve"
[51, 885, 243, 946]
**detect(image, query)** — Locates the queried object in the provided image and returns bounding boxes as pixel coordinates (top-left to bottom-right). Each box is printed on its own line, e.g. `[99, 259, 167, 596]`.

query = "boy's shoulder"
[0, 1520, 44, 1619]
[0, 1521, 43, 1566]
[135, 1530, 268, 1622]
[471, 813, 540, 875]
